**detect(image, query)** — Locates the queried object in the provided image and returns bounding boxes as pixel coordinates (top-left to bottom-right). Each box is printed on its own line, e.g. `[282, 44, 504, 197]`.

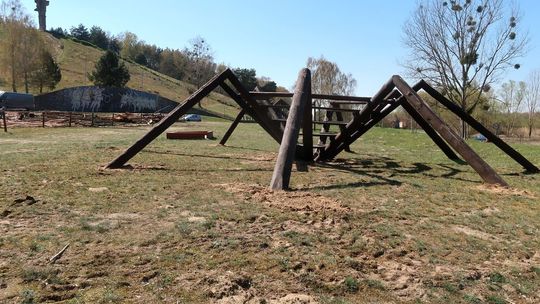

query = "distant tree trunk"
[24, 71, 29, 93]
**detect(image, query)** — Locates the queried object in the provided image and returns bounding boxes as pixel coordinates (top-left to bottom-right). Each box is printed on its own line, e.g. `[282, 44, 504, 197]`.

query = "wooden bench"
[166, 130, 214, 140]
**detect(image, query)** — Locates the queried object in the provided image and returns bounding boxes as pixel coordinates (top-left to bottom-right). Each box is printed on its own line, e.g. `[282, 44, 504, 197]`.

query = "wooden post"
[301, 79, 313, 161]
[91, 112, 95, 127]
[220, 109, 246, 145]
[2, 110, 7, 132]
[270, 68, 311, 190]
[106, 70, 229, 169]
[42, 112, 46, 128]
[111, 113, 115, 126]
[419, 80, 539, 173]
[68, 112, 72, 127]
[393, 76, 508, 186]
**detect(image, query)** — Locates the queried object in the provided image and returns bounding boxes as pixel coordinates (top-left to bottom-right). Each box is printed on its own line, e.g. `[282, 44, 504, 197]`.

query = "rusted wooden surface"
[166, 131, 213, 140]
[270, 69, 311, 190]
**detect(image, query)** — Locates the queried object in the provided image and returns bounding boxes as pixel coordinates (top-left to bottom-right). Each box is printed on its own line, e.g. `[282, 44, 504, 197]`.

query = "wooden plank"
[273, 118, 349, 125]
[312, 106, 361, 112]
[106, 70, 229, 169]
[219, 109, 246, 145]
[250, 91, 371, 102]
[270, 68, 311, 190]
[419, 80, 539, 173]
[393, 76, 508, 186]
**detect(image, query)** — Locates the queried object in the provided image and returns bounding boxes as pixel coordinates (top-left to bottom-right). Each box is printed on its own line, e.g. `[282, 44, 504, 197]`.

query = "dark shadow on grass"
[143, 149, 275, 162]
[105, 164, 169, 171]
[306, 156, 482, 190]
[217, 144, 274, 153]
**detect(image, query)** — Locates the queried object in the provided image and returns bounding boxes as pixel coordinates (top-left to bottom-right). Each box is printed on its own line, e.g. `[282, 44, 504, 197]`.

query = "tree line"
[48, 24, 281, 92]
[0, 0, 61, 93]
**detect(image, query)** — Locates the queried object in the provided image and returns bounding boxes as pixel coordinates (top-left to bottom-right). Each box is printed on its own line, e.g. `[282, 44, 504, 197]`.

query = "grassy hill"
[5, 33, 241, 118]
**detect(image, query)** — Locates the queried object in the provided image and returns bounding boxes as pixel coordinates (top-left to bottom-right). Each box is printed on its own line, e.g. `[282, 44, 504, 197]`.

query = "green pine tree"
[31, 50, 62, 93]
[88, 50, 130, 87]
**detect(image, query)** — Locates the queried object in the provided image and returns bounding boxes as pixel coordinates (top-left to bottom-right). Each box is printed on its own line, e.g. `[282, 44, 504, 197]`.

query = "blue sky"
[19, 0, 540, 95]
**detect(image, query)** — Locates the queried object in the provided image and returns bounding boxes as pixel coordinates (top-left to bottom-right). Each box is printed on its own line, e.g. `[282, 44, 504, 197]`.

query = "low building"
[0, 92, 35, 110]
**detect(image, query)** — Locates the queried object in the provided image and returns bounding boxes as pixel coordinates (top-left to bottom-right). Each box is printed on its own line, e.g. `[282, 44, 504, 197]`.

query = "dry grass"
[1, 34, 240, 118]
[0, 122, 539, 303]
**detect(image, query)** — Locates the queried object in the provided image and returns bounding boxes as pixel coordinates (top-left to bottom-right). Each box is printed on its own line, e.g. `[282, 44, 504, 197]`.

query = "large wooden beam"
[106, 71, 228, 169]
[393, 76, 508, 186]
[419, 80, 539, 173]
[219, 109, 246, 146]
[300, 82, 313, 161]
[270, 69, 311, 190]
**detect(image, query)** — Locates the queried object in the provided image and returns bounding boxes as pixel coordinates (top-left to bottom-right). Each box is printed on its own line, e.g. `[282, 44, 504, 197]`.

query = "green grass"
[0, 124, 539, 303]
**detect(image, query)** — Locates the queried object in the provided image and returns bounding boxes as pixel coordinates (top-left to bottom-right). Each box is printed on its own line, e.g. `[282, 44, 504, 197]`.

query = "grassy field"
[0, 122, 539, 303]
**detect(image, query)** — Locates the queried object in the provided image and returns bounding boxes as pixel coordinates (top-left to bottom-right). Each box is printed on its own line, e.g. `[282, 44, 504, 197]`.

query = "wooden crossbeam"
[250, 91, 370, 103]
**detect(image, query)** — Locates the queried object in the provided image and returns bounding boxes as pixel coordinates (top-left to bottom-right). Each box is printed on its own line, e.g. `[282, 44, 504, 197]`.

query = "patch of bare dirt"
[452, 225, 500, 241]
[475, 184, 537, 199]
[217, 183, 350, 214]
[178, 271, 319, 304]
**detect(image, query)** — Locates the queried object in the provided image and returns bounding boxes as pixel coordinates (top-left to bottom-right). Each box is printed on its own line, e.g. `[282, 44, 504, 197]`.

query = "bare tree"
[305, 56, 357, 124]
[20, 25, 43, 93]
[184, 36, 215, 88]
[498, 80, 525, 136]
[524, 70, 540, 138]
[402, 0, 528, 138]
[0, 0, 33, 92]
[307, 56, 356, 97]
